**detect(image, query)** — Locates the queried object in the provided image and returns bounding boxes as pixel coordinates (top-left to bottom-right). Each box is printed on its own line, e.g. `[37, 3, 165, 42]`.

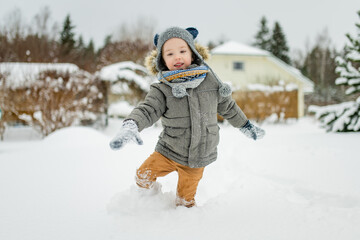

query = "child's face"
[162, 38, 193, 71]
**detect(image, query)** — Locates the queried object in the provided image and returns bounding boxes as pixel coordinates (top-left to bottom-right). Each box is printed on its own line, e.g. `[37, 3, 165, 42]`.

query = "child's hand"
[109, 120, 143, 150]
[240, 120, 265, 140]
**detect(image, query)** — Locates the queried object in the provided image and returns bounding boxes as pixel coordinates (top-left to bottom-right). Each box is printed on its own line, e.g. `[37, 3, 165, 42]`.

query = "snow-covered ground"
[0, 117, 359, 240]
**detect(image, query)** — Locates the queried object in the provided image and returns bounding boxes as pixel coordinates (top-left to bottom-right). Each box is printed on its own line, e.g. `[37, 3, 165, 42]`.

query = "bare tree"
[32, 6, 52, 38]
[0, 7, 61, 63]
[115, 17, 156, 42]
[299, 28, 344, 105]
[97, 18, 156, 69]
[97, 39, 153, 69]
[1, 8, 26, 40]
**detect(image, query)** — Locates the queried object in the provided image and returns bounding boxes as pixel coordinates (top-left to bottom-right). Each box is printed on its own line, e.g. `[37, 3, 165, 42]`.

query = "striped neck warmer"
[158, 65, 209, 98]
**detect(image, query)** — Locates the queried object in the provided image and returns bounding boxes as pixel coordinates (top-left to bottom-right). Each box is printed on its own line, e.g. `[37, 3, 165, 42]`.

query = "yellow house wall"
[207, 55, 305, 117]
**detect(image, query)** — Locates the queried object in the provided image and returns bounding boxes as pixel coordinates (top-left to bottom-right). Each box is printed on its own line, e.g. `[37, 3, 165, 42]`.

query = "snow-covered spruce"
[309, 10, 360, 132]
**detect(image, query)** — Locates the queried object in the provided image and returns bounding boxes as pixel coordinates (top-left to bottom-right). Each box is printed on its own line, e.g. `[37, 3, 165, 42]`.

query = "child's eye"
[181, 50, 186, 53]
[167, 53, 173, 56]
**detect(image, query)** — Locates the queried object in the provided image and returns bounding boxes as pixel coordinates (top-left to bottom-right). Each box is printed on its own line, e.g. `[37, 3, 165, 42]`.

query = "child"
[110, 26, 265, 207]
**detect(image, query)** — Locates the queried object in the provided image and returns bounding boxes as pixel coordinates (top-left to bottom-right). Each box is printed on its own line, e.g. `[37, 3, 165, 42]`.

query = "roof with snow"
[211, 41, 270, 56]
[211, 41, 314, 92]
[269, 57, 314, 93]
[0, 62, 80, 88]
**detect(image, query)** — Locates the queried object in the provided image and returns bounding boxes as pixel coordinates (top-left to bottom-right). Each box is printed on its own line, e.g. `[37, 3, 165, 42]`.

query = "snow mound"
[1, 118, 360, 239]
[107, 184, 177, 216]
[44, 126, 108, 146]
[108, 101, 134, 117]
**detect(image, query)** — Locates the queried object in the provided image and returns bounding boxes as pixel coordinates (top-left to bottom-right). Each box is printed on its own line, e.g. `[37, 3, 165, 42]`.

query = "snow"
[335, 77, 348, 85]
[309, 100, 360, 132]
[1, 118, 360, 240]
[347, 51, 360, 61]
[309, 102, 355, 119]
[0, 62, 79, 88]
[348, 78, 360, 85]
[338, 62, 360, 79]
[246, 82, 298, 92]
[108, 101, 135, 118]
[345, 86, 357, 95]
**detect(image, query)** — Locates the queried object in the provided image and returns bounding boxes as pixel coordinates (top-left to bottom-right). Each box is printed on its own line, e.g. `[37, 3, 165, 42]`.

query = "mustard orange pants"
[136, 151, 204, 207]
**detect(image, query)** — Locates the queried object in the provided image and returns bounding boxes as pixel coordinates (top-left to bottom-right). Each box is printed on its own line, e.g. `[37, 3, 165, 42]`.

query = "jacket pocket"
[205, 124, 220, 153]
[161, 127, 190, 156]
[164, 127, 186, 137]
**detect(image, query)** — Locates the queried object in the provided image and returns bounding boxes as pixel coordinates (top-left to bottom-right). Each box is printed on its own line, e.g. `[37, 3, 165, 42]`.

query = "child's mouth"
[174, 63, 184, 68]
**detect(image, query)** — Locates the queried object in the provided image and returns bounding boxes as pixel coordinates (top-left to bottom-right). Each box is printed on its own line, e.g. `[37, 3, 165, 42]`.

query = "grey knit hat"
[154, 27, 203, 71]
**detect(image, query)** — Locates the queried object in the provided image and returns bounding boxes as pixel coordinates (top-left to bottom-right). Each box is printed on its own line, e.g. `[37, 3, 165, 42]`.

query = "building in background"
[207, 41, 314, 118]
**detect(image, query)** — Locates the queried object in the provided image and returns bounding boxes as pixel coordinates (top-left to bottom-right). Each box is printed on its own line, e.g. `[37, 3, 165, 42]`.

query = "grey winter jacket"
[126, 71, 248, 168]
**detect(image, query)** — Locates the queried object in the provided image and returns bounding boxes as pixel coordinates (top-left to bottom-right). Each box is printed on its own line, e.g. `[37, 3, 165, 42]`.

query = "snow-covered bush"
[309, 10, 360, 132]
[98, 61, 155, 117]
[0, 63, 106, 137]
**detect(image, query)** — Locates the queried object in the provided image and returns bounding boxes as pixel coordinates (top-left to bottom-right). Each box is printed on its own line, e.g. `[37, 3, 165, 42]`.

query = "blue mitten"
[109, 120, 143, 150]
[240, 120, 265, 140]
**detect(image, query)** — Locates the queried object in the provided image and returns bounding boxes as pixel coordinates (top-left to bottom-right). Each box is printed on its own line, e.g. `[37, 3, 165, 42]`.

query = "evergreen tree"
[85, 39, 95, 59]
[270, 22, 291, 64]
[309, 10, 360, 132]
[253, 16, 271, 51]
[76, 35, 85, 50]
[82, 39, 97, 72]
[60, 14, 76, 56]
[103, 35, 112, 47]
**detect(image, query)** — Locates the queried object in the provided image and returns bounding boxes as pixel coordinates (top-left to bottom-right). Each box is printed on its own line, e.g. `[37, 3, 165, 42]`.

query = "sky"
[0, 0, 359, 54]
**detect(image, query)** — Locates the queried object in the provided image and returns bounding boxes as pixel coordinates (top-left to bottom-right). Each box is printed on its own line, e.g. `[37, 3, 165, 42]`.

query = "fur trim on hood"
[145, 42, 210, 76]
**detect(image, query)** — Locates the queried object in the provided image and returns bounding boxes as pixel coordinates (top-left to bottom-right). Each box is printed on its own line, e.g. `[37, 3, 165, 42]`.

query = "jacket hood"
[145, 42, 210, 76]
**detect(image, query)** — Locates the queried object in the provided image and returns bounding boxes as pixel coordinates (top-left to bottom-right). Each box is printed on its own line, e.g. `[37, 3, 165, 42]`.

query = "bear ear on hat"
[154, 34, 159, 46]
[186, 27, 198, 39]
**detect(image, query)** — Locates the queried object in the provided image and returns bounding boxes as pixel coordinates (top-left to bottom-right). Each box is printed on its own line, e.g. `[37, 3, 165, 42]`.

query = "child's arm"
[217, 94, 248, 128]
[109, 85, 166, 150]
[125, 84, 166, 131]
[217, 94, 265, 140]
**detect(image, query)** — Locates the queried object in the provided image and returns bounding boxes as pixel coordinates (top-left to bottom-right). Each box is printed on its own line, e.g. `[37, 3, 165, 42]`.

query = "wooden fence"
[228, 90, 298, 121]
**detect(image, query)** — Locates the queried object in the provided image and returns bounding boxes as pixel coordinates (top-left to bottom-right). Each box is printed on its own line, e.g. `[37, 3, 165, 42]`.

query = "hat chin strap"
[219, 82, 232, 97]
[172, 85, 188, 98]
